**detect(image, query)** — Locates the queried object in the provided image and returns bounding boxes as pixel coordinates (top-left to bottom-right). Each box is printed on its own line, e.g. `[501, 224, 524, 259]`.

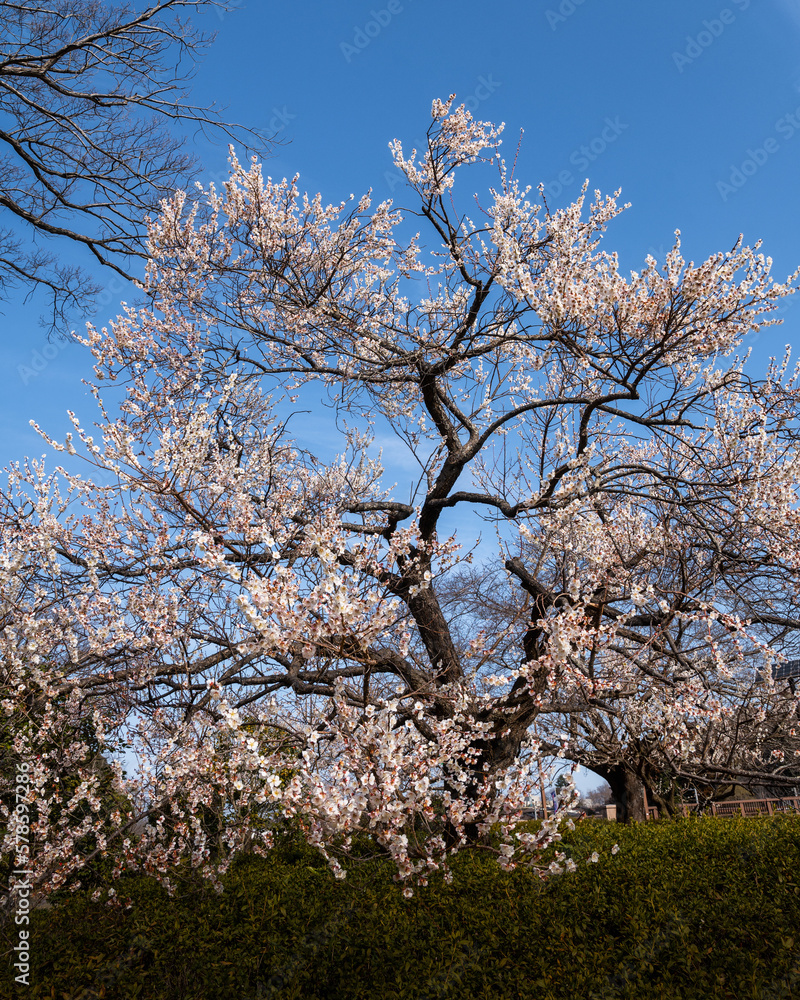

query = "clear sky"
[6, 0, 800, 455]
[3, 0, 800, 795]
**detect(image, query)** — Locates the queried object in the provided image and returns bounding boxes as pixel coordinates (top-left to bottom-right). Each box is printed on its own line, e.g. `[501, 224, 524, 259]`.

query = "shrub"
[3, 816, 800, 999]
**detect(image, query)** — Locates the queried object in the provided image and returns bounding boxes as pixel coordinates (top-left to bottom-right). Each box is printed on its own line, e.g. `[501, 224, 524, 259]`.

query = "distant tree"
[0, 0, 267, 334]
[581, 782, 612, 812]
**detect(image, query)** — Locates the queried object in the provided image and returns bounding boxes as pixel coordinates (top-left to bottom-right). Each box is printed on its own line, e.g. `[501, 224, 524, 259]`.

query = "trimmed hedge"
[2, 816, 800, 999]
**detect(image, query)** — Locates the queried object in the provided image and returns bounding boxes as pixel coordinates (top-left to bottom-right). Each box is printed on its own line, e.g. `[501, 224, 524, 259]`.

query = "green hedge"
[2, 816, 800, 999]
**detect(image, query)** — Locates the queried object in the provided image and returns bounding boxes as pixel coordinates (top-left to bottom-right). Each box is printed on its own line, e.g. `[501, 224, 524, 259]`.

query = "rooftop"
[773, 660, 800, 681]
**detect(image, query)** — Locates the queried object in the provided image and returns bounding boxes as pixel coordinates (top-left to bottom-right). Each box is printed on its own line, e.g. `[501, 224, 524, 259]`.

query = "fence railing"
[645, 797, 800, 820]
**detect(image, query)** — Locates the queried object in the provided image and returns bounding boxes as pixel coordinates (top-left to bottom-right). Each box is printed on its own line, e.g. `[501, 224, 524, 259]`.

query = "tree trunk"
[603, 764, 647, 823]
[442, 722, 531, 847]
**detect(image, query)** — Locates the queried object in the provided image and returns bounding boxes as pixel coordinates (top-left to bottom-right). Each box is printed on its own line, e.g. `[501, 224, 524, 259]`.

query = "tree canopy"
[2, 96, 800, 899]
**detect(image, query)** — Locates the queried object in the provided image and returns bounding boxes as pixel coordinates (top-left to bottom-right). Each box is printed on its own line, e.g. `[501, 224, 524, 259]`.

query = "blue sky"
[6, 0, 800, 458]
[4, 0, 800, 794]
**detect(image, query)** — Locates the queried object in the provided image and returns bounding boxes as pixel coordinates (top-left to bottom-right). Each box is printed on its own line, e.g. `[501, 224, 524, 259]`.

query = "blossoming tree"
[2, 96, 800, 902]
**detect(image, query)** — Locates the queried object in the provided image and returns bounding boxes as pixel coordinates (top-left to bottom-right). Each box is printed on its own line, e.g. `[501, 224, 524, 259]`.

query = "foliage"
[4, 817, 800, 999]
[0, 668, 136, 907]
